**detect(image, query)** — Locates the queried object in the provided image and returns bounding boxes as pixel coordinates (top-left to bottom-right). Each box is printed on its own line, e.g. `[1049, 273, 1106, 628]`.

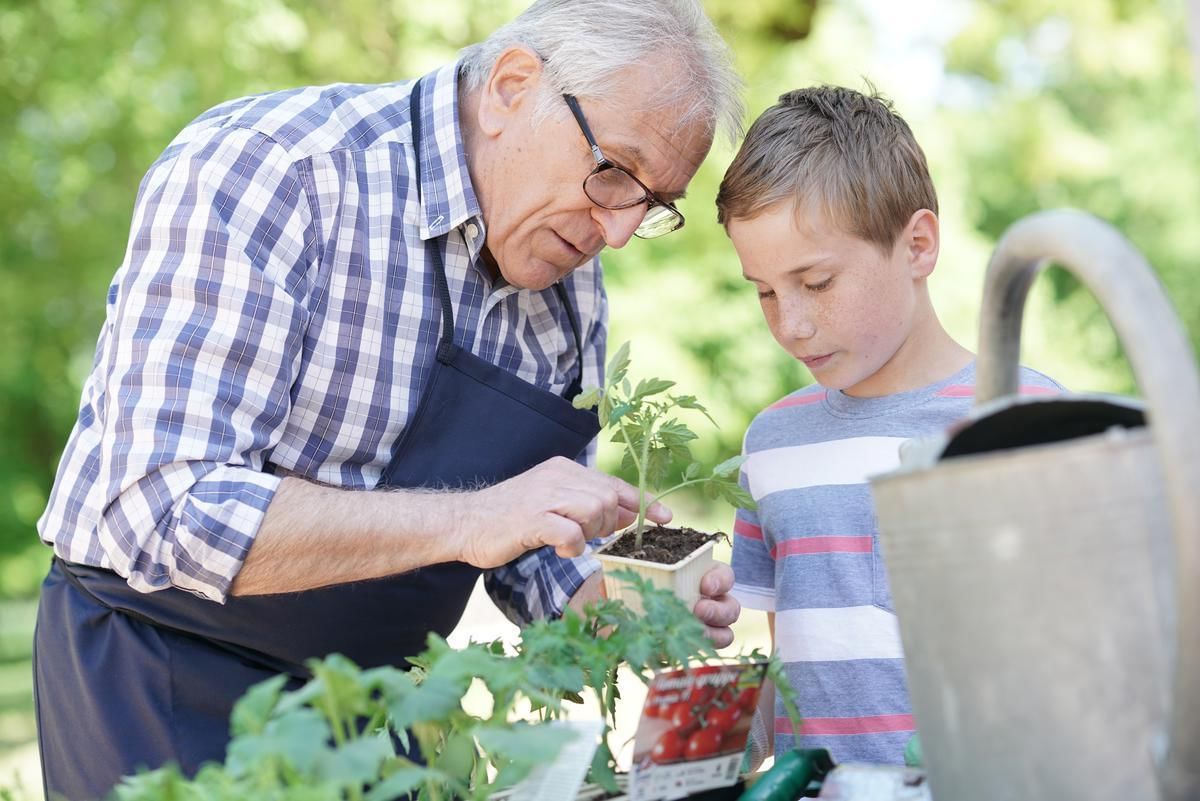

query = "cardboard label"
[628, 662, 767, 801]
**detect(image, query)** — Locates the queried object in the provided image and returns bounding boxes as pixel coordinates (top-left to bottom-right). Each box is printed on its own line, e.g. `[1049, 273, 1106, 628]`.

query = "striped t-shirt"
[731, 361, 1061, 764]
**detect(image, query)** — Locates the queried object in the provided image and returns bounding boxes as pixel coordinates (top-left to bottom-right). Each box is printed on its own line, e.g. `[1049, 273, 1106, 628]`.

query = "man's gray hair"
[458, 0, 744, 145]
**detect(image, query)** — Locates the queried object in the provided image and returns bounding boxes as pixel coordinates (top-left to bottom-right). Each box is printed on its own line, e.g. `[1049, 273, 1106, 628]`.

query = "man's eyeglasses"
[563, 94, 686, 239]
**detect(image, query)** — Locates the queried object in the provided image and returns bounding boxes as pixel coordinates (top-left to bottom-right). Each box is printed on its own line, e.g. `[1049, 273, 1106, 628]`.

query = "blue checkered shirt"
[37, 62, 607, 624]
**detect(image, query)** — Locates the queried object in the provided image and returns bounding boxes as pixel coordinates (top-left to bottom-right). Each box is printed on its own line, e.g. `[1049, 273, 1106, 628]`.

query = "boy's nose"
[780, 306, 817, 340]
[595, 205, 644, 250]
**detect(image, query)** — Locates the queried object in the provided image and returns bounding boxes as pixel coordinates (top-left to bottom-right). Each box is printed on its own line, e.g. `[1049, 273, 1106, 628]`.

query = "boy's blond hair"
[716, 85, 938, 252]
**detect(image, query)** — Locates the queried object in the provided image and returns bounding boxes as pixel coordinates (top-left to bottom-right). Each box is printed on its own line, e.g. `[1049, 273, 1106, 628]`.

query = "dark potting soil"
[604, 524, 727, 566]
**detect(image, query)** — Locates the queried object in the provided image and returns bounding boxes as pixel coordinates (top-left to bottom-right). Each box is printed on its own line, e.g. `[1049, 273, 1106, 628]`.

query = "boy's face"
[728, 201, 937, 397]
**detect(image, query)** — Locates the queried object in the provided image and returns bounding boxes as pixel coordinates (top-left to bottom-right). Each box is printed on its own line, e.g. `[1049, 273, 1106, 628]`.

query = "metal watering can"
[869, 210, 1200, 801]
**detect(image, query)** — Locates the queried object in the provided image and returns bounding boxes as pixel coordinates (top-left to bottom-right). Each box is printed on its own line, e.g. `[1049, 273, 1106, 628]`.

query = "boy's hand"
[567, 564, 741, 647]
[694, 563, 740, 648]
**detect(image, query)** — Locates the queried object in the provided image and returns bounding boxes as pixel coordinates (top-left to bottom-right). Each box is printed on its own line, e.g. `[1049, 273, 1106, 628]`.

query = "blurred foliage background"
[2, 0, 1199, 790]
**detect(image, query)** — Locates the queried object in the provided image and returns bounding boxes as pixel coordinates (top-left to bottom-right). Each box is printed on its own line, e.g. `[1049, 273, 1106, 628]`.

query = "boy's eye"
[805, 277, 834, 292]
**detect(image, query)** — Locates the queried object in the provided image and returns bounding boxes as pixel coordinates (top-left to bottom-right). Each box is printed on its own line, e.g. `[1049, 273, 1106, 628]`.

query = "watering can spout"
[871, 209, 1200, 801]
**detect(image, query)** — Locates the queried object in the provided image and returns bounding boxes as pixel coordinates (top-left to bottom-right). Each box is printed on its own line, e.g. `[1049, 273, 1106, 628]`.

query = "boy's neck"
[843, 295, 973, 399]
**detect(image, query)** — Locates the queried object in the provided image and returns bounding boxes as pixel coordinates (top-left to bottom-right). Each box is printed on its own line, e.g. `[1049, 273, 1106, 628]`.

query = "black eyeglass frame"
[562, 93, 686, 239]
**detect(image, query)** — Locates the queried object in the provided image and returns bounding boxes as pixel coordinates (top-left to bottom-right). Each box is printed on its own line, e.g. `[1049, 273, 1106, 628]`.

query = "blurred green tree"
[2, 0, 1197, 601]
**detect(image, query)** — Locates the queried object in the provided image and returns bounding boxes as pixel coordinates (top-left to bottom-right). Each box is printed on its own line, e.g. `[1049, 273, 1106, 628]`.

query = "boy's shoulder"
[742, 383, 832, 453]
[742, 362, 1066, 452]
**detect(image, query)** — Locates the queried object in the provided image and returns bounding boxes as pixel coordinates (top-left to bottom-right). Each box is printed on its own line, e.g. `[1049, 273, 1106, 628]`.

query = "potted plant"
[572, 343, 755, 611]
[106, 573, 799, 801]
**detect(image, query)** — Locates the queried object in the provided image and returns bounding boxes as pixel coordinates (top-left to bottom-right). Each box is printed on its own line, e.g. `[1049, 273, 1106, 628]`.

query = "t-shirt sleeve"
[730, 466, 775, 612]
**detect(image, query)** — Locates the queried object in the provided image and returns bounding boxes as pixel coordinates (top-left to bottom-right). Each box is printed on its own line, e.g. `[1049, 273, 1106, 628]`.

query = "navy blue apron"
[33, 79, 601, 801]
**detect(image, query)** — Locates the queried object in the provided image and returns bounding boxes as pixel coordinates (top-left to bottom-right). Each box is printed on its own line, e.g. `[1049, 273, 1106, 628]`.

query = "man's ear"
[904, 208, 940, 280]
[476, 46, 544, 137]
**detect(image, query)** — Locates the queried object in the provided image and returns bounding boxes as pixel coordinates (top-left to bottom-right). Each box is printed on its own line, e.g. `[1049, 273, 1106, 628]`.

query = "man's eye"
[757, 289, 776, 301]
[806, 277, 834, 292]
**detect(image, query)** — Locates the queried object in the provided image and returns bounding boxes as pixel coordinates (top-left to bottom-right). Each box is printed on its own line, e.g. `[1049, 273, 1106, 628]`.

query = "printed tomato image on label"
[628, 660, 768, 801]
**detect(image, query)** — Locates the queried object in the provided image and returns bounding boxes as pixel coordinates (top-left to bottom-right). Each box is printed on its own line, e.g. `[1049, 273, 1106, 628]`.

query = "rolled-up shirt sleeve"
[89, 126, 316, 602]
[483, 265, 609, 624]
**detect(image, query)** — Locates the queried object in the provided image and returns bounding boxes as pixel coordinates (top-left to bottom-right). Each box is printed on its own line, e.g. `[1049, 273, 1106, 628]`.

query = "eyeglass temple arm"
[563, 94, 606, 166]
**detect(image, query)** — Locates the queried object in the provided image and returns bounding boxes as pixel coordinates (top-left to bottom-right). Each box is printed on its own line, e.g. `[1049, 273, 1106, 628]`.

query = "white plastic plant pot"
[596, 538, 717, 616]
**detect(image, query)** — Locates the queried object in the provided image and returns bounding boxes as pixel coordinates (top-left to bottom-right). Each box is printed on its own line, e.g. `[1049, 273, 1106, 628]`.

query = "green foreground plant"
[109, 572, 800, 801]
[573, 342, 756, 550]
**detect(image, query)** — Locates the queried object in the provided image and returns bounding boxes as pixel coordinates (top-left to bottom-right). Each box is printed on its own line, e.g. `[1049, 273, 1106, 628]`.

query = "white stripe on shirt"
[775, 605, 905, 662]
[744, 437, 906, 498]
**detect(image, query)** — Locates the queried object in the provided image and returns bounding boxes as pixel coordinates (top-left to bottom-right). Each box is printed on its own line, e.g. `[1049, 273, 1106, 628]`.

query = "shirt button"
[465, 223, 480, 241]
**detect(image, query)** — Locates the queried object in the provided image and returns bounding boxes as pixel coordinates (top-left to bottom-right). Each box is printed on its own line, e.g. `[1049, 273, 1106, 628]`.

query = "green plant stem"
[648, 477, 711, 505]
[634, 421, 653, 549]
[613, 413, 650, 548]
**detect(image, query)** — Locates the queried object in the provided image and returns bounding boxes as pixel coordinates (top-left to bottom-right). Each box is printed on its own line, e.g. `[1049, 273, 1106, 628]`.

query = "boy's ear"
[903, 209, 939, 280]
[476, 46, 544, 138]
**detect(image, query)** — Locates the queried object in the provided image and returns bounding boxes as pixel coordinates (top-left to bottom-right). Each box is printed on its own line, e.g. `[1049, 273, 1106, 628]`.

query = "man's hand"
[452, 456, 671, 570]
[693, 563, 740, 648]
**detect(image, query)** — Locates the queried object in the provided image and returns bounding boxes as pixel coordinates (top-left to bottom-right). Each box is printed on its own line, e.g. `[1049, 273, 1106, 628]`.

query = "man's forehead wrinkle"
[621, 120, 706, 190]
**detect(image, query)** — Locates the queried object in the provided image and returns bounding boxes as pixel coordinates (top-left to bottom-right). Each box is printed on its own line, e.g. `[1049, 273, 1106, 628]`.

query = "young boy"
[716, 86, 1061, 766]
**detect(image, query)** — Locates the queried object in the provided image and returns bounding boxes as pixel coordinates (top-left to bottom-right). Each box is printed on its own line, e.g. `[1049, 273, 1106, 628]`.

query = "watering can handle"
[976, 209, 1200, 801]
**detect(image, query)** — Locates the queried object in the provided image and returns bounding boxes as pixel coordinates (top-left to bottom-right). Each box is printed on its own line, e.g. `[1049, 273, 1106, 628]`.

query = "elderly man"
[33, 0, 744, 798]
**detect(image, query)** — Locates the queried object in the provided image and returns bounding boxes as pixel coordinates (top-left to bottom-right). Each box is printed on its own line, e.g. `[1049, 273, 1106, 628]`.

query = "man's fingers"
[700, 563, 735, 597]
[643, 499, 672, 525]
[608, 475, 673, 525]
[551, 487, 621, 539]
[615, 506, 638, 531]
[703, 625, 735, 649]
[608, 475, 644, 512]
[694, 564, 740, 649]
[693, 596, 740, 630]
[538, 514, 587, 559]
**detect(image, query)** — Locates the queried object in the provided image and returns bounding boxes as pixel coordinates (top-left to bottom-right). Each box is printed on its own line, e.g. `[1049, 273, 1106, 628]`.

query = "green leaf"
[607, 402, 633, 426]
[711, 454, 747, 478]
[572, 386, 602, 410]
[314, 734, 394, 786]
[589, 740, 620, 793]
[658, 420, 698, 444]
[644, 446, 673, 490]
[673, 394, 716, 426]
[475, 722, 573, 762]
[310, 652, 373, 721]
[433, 732, 477, 782]
[631, 377, 675, 401]
[230, 673, 288, 736]
[724, 481, 758, 510]
[226, 707, 332, 778]
[364, 766, 429, 801]
[683, 462, 701, 480]
[389, 670, 469, 729]
[606, 341, 631, 385]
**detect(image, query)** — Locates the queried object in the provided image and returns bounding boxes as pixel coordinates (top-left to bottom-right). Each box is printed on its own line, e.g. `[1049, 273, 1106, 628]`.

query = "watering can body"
[869, 210, 1200, 801]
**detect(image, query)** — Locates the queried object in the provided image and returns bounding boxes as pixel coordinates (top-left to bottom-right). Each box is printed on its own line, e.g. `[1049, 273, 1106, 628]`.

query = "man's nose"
[595, 205, 644, 250]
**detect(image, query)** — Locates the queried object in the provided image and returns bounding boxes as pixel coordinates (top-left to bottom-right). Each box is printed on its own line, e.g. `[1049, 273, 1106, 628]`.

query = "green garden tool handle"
[738, 748, 835, 801]
[975, 209, 1200, 801]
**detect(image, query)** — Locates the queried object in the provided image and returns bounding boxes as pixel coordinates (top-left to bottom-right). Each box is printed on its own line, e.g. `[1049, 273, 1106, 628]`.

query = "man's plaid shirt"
[38, 62, 608, 623]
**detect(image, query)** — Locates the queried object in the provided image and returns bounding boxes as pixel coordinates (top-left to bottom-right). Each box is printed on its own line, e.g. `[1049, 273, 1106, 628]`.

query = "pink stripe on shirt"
[777, 714, 915, 737]
[768, 391, 827, 411]
[734, 519, 763, 541]
[937, 384, 1060, 398]
[771, 536, 874, 558]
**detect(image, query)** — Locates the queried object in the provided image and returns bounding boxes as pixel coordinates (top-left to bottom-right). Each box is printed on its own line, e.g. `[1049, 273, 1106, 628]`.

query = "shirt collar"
[410, 61, 483, 241]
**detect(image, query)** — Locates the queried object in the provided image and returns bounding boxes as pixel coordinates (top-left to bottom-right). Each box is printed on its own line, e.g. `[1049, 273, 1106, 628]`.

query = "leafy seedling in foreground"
[573, 341, 755, 550]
